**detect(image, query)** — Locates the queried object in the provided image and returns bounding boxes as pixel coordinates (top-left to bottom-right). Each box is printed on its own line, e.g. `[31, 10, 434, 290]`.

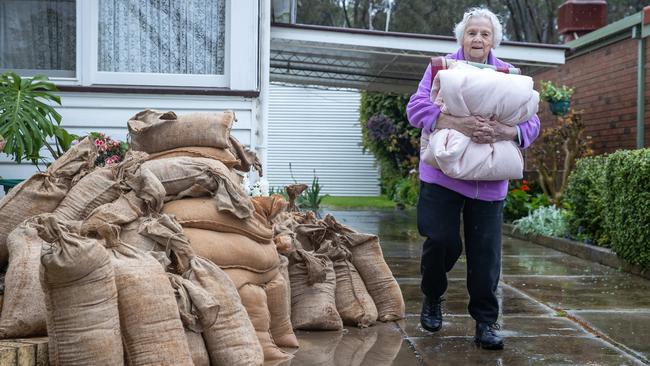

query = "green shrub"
[513, 205, 569, 237]
[604, 149, 650, 269]
[563, 155, 609, 246]
[360, 92, 419, 202]
[392, 174, 419, 207]
[504, 179, 551, 222]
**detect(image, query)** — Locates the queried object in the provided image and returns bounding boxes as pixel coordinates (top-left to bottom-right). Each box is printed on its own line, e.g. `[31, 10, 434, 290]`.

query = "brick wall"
[532, 37, 650, 155]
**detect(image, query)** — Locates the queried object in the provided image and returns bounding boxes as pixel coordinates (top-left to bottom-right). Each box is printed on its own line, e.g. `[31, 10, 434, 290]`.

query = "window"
[0, 0, 259, 90]
[92, 0, 228, 86]
[0, 0, 76, 78]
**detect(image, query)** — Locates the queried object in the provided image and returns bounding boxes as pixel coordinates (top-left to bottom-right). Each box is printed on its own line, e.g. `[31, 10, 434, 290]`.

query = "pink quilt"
[421, 63, 539, 181]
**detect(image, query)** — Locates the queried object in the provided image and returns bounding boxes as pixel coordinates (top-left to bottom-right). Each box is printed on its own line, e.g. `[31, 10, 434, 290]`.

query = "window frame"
[46, 0, 259, 90]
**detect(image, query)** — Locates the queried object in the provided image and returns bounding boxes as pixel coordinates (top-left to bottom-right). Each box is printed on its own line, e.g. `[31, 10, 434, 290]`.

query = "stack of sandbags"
[162, 198, 295, 361]
[254, 194, 405, 329]
[128, 109, 262, 185]
[137, 215, 264, 365]
[127, 109, 293, 362]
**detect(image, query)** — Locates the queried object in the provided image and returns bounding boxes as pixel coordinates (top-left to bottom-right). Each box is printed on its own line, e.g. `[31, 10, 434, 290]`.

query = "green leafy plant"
[563, 155, 609, 246]
[297, 171, 329, 212]
[360, 92, 419, 204]
[0, 72, 75, 165]
[604, 149, 650, 269]
[539, 80, 574, 103]
[513, 205, 569, 238]
[504, 179, 551, 222]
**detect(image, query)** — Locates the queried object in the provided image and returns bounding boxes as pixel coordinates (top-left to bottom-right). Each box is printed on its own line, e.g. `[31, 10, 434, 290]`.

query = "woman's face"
[462, 17, 494, 63]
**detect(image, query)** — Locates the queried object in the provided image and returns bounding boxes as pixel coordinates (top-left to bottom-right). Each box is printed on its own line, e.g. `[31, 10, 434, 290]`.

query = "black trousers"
[417, 181, 503, 323]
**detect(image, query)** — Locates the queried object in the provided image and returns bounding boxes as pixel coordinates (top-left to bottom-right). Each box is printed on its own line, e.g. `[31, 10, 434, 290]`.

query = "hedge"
[563, 155, 609, 246]
[603, 149, 650, 269]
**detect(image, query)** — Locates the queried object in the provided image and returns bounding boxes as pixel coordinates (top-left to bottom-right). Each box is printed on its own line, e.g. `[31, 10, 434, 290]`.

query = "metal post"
[637, 32, 646, 148]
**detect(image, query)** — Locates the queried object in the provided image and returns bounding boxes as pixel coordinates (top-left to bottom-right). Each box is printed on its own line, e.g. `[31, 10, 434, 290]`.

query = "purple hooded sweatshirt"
[407, 48, 541, 201]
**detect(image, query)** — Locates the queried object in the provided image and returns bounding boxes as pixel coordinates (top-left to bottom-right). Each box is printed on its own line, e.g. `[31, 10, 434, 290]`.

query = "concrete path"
[283, 209, 650, 366]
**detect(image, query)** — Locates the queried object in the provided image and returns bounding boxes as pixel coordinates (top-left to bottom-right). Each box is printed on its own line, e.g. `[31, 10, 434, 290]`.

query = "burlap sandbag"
[142, 157, 253, 218]
[228, 135, 263, 175]
[239, 283, 293, 362]
[0, 221, 47, 338]
[185, 257, 263, 366]
[318, 240, 378, 328]
[289, 250, 342, 330]
[184, 330, 210, 366]
[0, 138, 97, 266]
[264, 270, 298, 348]
[163, 198, 272, 243]
[35, 214, 123, 366]
[184, 228, 280, 273]
[54, 151, 152, 221]
[323, 215, 405, 321]
[251, 195, 289, 224]
[99, 225, 193, 366]
[224, 266, 280, 290]
[147, 146, 240, 168]
[128, 109, 234, 153]
[140, 220, 263, 366]
[168, 274, 219, 366]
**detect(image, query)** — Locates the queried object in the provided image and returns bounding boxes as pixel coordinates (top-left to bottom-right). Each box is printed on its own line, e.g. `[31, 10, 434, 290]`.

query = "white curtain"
[0, 0, 76, 76]
[98, 0, 226, 75]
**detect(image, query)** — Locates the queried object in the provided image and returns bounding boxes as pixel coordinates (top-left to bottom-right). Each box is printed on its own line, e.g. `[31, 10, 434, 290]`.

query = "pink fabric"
[406, 48, 541, 201]
[420, 63, 539, 180]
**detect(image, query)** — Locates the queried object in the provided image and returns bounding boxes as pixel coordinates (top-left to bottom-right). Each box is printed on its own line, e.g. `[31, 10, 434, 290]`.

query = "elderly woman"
[407, 7, 540, 350]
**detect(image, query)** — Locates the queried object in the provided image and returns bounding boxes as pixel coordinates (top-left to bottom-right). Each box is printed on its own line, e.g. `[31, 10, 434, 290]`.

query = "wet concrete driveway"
[281, 209, 650, 366]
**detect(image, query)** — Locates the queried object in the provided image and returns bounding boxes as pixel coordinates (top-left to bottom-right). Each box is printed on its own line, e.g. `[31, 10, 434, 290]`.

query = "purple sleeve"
[407, 64, 441, 132]
[517, 114, 541, 149]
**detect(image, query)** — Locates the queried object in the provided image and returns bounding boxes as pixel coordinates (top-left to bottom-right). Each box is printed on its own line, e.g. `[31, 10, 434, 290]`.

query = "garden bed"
[503, 224, 649, 280]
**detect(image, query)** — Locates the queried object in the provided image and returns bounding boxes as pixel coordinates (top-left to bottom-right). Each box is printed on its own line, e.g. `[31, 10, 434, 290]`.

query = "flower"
[520, 184, 530, 192]
[366, 114, 397, 142]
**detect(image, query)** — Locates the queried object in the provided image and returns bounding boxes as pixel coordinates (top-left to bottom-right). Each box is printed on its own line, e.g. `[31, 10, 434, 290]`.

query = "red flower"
[522, 180, 528, 185]
[520, 184, 530, 192]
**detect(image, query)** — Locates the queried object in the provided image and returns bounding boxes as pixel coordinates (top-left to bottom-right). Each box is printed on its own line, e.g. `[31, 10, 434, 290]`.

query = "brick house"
[531, 6, 650, 155]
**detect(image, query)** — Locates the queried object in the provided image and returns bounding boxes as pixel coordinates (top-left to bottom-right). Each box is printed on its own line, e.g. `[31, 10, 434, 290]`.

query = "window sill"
[57, 85, 260, 98]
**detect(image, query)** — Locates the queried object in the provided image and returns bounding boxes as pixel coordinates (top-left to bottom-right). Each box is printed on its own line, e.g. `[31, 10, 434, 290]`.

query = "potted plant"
[0, 72, 76, 192]
[540, 80, 574, 116]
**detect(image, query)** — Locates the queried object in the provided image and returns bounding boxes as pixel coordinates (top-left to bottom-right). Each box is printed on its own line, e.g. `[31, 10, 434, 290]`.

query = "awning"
[270, 23, 567, 93]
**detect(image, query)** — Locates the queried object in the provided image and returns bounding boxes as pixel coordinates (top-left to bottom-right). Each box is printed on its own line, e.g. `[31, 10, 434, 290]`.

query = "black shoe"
[420, 296, 443, 332]
[474, 322, 504, 350]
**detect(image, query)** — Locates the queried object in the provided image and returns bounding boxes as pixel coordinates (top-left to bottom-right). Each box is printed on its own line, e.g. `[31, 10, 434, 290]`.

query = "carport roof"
[270, 23, 567, 93]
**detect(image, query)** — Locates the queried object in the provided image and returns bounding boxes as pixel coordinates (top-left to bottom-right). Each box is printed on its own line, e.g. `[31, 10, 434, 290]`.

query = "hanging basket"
[549, 100, 571, 116]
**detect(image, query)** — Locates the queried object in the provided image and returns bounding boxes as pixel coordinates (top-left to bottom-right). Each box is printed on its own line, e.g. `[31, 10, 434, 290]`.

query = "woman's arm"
[515, 115, 541, 149]
[407, 64, 441, 132]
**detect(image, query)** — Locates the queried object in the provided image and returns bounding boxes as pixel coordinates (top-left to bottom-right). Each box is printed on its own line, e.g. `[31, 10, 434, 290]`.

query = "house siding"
[266, 83, 380, 196]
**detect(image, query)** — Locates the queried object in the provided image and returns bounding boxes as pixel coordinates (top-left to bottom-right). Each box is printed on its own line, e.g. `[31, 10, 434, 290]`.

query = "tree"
[294, 0, 647, 44]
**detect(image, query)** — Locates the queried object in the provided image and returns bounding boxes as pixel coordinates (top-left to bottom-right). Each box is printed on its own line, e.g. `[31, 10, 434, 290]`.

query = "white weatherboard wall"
[267, 83, 379, 196]
[0, 92, 257, 180]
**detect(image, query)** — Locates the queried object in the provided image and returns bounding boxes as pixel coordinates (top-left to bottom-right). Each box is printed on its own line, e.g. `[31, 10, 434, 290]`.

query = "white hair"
[453, 7, 503, 48]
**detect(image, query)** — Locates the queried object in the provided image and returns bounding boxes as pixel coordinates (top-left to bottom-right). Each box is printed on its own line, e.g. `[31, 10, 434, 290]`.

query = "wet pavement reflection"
[278, 209, 650, 365]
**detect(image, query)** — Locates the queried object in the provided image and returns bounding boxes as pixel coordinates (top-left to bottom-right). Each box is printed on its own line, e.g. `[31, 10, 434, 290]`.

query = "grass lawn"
[320, 195, 395, 209]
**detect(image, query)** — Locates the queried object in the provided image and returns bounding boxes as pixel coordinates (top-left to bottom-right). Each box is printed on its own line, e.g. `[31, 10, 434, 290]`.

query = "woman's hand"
[471, 118, 517, 144]
[436, 113, 485, 137]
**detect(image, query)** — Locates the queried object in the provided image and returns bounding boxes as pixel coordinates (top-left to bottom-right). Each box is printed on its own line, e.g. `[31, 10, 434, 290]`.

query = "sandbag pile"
[252, 194, 405, 330]
[0, 108, 405, 365]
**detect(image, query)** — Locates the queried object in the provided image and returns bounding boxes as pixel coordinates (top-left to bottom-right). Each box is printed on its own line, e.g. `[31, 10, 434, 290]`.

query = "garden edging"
[502, 224, 649, 280]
